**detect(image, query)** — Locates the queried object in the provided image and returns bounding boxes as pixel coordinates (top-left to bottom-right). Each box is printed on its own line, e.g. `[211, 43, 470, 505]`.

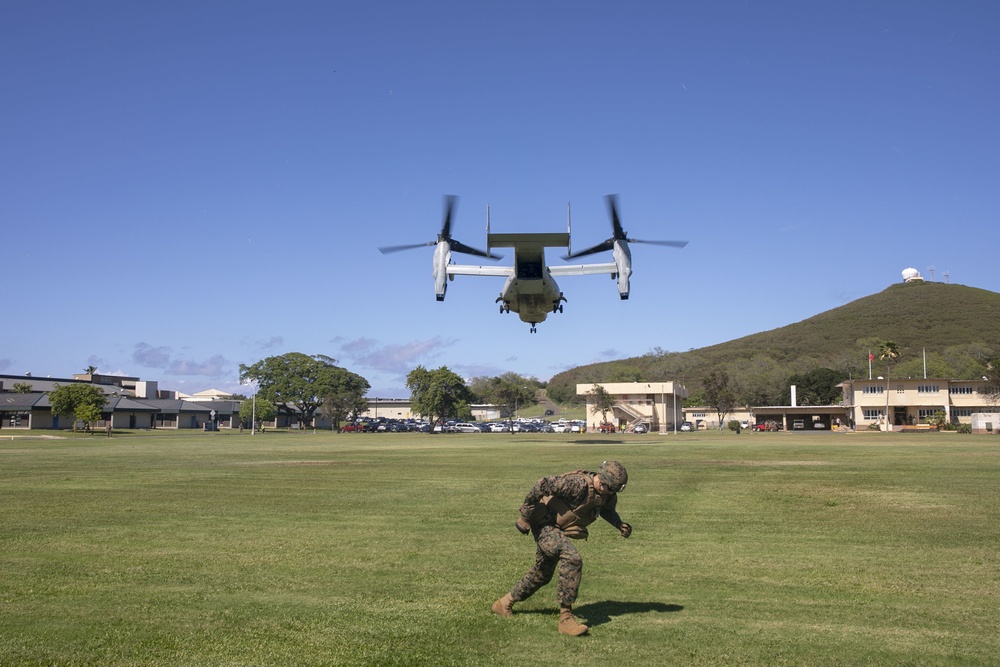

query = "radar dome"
[902, 268, 923, 283]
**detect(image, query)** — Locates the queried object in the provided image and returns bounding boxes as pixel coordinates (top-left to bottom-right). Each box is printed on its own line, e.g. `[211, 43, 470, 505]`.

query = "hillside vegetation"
[548, 282, 1000, 405]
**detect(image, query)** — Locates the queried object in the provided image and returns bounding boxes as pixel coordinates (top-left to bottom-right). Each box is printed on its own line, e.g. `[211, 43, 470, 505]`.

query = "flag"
[868, 352, 874, 361]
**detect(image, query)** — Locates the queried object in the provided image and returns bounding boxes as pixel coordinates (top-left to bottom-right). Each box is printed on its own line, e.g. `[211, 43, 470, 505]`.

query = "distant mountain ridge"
[546, 282, 1000, 404]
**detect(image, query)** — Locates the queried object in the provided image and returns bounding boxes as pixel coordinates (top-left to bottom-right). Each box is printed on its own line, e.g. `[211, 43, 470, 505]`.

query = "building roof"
[137, 399, 214, 413]
[188, 400, 240, 415]
[0, 393, 46, 409]
[106, 396, 159, 412]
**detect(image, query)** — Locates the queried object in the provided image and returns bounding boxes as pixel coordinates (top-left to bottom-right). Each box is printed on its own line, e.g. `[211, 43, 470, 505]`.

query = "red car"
[341, 422, 369, 432]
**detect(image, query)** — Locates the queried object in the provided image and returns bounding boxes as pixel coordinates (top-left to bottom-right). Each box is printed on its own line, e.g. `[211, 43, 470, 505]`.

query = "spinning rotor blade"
[628, 239, 689, 248]
[439, 195, 502, 259]
[607, 193, 626, 240]
[563, 194, 687, 259]
[378, 241, 436, 255]
[378, 195, 502, 259]
[563, 239, 614, 260]
[451, 240, 498, 259]
[440, 194, 457, 240]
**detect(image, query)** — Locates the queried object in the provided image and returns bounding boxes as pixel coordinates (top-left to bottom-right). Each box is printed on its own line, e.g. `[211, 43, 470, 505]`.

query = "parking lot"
[338, 417, 589, 433]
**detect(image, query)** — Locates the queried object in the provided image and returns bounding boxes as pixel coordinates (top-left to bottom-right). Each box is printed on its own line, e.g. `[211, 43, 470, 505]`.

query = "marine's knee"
[562, 550, 583, 570]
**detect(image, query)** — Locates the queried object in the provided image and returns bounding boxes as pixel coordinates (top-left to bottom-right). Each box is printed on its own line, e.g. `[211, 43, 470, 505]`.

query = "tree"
[239, 396, 277, 430]
[878, 341, 900, 428]
[12, 382, 33, 393]
[983, 357, 1000, 406]
[783, 368, 848, 406]
[471, 373, 538, 423]
[702, 369, 737, 430]
[407, 366, 474, 427]
[586, 384, 616, 425]
[239, 353, 370, 429]
[320, 370, 371, 430]
[48, 383, 108, 432]
[75, 403, 103, 431]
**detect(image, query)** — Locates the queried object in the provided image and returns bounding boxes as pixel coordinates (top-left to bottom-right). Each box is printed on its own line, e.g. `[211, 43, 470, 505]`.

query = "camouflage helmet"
[598, 460, 628, 493]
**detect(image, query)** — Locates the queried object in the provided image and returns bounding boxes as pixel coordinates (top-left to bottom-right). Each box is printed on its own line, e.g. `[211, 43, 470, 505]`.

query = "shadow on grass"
[519, 601, 683, 627]
[577, 600, 683, 627]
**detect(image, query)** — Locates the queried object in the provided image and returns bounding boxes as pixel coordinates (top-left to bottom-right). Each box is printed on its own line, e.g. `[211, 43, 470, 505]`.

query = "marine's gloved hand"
[515, 516, 531, 535]
[619, 522, 632, 539]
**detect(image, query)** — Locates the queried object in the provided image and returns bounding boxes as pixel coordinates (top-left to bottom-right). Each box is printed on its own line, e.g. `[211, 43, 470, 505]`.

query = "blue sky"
[3, 1, 998, 397]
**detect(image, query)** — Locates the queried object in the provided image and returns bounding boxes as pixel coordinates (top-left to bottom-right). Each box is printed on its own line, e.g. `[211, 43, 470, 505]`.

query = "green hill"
[547, 282, 1000, 405]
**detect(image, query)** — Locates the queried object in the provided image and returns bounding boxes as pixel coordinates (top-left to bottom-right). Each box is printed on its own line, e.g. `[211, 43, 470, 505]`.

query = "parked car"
[552, 423, 568, 433]
[680, 421, 694, 432]
[813, 421, 827, 429]
[633, 424, 648, 434]
[452, 422, 480, 433]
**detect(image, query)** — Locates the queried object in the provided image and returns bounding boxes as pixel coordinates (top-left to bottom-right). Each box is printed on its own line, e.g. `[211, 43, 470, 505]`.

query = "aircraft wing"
[446, 264, 515, 277]
[548, 263, 617, 277]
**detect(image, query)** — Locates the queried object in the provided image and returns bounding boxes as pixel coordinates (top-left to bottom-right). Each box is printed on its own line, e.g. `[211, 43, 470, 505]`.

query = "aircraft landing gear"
[529, 325, 537, 333]
[553, 293, 567, 313]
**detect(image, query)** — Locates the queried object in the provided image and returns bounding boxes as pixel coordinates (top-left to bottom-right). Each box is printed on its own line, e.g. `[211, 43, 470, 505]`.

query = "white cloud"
[337, 336, 454, 374]
[132, 342, 172, 368]
[168, 354, 229, 377]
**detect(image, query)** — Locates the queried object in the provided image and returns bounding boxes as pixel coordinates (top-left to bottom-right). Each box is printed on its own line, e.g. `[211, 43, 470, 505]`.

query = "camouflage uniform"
[508, 470, 627, 607]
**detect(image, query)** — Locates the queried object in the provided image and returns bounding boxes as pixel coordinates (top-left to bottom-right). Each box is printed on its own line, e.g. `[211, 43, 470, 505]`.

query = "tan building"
[577, 382, 687, 433]
[840, 377, 995, 430]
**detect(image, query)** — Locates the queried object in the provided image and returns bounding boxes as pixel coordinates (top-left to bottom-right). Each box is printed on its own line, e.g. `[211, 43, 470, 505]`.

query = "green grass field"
[2, 429, 999, 666]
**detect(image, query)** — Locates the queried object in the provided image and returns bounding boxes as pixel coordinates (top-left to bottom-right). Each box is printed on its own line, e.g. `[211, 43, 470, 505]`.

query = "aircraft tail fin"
[566, 202, 571, 257]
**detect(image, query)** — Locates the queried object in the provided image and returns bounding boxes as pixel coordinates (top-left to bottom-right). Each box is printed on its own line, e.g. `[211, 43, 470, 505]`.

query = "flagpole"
[868, 350, 873, 380]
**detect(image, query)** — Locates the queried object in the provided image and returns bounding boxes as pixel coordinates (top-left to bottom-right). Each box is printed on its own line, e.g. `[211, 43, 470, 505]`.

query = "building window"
[950, 386, 974, 395]
[897, 385, 905, 394]
[863, 386, 885, 395]
[952, 408, 973, 417]
[917, 385, 940, 394]
[862, 409, 884, 420]
[918, 408, 942, 419]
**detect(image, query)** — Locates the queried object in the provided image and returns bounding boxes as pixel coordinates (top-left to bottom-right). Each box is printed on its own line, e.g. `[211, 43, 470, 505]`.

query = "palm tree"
[84, 365, 98, 375]
[878, 341, 900, 429]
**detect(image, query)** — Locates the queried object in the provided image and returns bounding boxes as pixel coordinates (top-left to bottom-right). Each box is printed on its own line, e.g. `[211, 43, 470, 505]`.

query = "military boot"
[491, 593, 515, 618]
[558, 606, 588, 636]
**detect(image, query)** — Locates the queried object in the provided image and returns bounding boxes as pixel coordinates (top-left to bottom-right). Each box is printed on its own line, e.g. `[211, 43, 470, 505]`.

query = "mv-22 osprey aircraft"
[379, 195, 687, 333]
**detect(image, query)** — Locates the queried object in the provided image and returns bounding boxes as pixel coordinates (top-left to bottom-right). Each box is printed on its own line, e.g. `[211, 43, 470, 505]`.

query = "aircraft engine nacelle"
[433, 241, 451, 300]
[613, 239, 633, 300]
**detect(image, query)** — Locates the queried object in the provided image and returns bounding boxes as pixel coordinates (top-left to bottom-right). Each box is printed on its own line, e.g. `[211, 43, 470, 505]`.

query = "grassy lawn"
[2, 429, 998, 666]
